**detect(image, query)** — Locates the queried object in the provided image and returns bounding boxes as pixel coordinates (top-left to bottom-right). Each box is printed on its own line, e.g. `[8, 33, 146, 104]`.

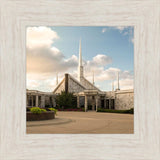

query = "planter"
[27, 111, 55, 121]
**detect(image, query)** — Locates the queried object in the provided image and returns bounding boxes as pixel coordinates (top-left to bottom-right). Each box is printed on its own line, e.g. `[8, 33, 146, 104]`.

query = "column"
[104, 97, 106, 109]
[36, 95, 38, 107]
[26, 95, 28, 107]
[92, 96, 95, 110]
[96, 96, 98, 112]
[77, 95, 80, 108]
[85, 95, 88, 112]
[52, 96, 56, 108]
[109, 99, 111, 109]
[41, 95, 45, 108]
[31, 96, 33, 107]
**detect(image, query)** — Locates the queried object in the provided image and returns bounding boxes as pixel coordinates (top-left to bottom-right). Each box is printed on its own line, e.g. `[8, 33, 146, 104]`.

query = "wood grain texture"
[0, 0, 160, 159]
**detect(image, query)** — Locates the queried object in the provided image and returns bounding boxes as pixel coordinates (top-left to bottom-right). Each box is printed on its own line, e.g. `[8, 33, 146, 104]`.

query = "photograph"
[26, 26, 134, 134]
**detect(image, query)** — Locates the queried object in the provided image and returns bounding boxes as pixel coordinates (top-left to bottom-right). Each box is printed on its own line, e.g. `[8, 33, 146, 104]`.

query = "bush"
[128, 108, 134, 114]
[26, 107, 31, 112]
[30, 107, 42, 114]
[56, 91, 76, 109]
[41, 109, 47, 113]
[57, 108, 85, 112]
[48, 108, 58, 115]
[97, 108, 134, 114]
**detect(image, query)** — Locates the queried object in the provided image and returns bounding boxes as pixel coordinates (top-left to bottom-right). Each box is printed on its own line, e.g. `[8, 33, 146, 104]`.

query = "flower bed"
[27, 111, 55, 121]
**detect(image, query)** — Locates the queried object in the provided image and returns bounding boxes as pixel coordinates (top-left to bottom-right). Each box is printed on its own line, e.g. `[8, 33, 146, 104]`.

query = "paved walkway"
[27, 111, 134, 134]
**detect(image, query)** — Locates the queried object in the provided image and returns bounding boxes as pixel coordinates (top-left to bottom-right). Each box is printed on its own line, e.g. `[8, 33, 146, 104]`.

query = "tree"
[55, 91, 76, 109]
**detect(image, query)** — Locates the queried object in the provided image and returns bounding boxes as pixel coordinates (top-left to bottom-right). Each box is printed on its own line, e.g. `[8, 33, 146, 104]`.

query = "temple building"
[27, 40, 134, 111]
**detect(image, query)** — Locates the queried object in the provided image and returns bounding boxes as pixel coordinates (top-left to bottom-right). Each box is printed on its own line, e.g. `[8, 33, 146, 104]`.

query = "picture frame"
[0, 0, 159, 159]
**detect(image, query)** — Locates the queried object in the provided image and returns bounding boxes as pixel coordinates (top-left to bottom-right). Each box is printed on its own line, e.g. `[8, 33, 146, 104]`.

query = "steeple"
[78, 39, 84, 82]
[112, 80, 114, 91]
[92, 71, 95, 85]
[117, 71, 120, 90]
[79, 39, 82, 67]
[56, 72, 58, 85]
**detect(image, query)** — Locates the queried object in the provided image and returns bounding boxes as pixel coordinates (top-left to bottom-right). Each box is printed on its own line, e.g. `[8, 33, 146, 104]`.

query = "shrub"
[56, 91, 76, 109]
[41, 109, 47, 113]
[48, 108, 58, 115]
[30, 107, 42, 114]
[128, 108, 134, 114]
[57, 108, 85, 112]
[26, 107, 31, 112]
[97, 108, 134, 114]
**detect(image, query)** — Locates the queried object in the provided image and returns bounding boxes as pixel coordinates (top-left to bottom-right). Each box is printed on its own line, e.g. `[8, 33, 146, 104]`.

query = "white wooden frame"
[0, 0, 160, 159]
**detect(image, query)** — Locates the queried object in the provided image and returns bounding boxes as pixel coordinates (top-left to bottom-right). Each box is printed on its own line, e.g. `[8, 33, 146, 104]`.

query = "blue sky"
[51, 26, 134, 71]
[27, 26, 134, 91]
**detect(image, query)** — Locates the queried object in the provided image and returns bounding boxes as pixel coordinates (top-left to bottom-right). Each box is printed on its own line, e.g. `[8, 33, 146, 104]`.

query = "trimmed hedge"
[30, 107, 42, 114]
[58, 108, 85, 112]
[27, 111, 55, 121]
[48, 108, 58, 115]
[97, 108, 134, 114]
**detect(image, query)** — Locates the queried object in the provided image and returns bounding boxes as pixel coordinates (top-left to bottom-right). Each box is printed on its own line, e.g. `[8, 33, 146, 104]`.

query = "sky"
[26, 26, 134, 92]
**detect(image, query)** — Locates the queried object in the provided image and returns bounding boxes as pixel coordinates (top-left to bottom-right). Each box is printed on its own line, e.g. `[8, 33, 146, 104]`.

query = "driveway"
[27, 111, 134, 134]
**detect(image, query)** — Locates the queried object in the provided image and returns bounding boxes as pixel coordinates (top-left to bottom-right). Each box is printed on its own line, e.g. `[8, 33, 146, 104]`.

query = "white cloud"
[27, 26, 79, 91]
[84, 54, 112, 73]
[114, 26, 127, 33]
[27, 26, 59, 49]
[119, 78, 134, 90]
[131, 37, 134, 44]
[27, 26, 133, 91]
[114, 26, 134, 44]
[102, 28, 107, 33]
[27, 27, 79, 75]
[93, 54, 112, 65]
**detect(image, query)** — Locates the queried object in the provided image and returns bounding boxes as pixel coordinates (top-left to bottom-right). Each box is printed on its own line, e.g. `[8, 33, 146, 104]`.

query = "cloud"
[84, 54, 112, 72]
[27, 26, 59, 49]
[27, 27, 79, 76]
[27, 26, 79, 91]
[27, 26, 133, 91]
[114, 26, 134, 44]
[119, 78, 134, 90]
[27, 46, 78, 75]
[114, 26, 127, 33]
[102, 28, 107, 33]
[84, 65, 133, 90]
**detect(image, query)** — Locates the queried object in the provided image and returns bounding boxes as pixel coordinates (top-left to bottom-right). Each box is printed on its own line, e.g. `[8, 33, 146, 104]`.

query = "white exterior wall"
[54, 80, 65, 94]
[80, 77, 99, 90]
[115, 90, 134, 110]
[68, 75, 85, 93]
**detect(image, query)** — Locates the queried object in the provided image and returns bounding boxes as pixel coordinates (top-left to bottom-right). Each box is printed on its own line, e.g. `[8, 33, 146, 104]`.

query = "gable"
[53, 78, 65, 94]
[80, 77, 101, 91]
[68, 74, 86, 93]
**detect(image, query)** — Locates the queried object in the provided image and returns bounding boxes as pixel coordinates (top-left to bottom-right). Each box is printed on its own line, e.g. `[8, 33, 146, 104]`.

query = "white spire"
[117, 71, 120, 90]
[79, 39, 82, 66]
[112, 80, 114, 91]
[92, 71, 95, 85]
[78, 39, 83, 82]
[56, 72, 58, 85]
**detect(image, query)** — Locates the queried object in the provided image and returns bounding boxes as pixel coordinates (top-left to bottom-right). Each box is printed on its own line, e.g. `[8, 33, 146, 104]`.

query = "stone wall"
[106, 91, 115, 99]
[54, 79, 65, 94]
[68, 75, 85, 93]
[80, 77, 100, 91]
[115, 90, 134, 110]
[27, 111, 55, 121]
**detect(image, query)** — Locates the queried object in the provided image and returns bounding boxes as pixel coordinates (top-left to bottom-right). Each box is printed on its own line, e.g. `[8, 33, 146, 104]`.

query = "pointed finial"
[93, 70, 95, 85]
[56, 72, 58, 85]
[112, 80, 114, 91]
[117, 71, 120, 90]
[79, 38, 82, 66]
